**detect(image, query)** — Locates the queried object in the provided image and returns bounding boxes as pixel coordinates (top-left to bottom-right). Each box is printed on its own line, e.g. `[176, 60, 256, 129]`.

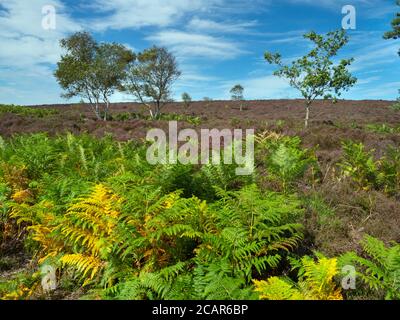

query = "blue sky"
[0, 0, 399, 105]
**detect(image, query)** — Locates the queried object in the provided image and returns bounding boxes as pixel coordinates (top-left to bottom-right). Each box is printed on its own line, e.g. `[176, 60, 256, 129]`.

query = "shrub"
[182, 93, 192, 108]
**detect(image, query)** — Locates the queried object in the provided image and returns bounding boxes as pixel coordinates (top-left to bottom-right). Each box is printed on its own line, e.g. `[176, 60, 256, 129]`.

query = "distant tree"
[54, 32, 134, 121]
[265, 30, 357, 128]
[203, 97, 213, 101]
[182, 92, 192, 108]
[123, 46, 181, 119]
[230, 84, 245, 111]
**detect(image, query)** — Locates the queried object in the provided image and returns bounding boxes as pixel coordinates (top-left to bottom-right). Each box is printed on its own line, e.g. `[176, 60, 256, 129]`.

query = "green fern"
[254, 254, 343, 300]
[339, 141, 379, 190]
[197, 185, 303, 280]
[339, 235, 400, 300]
[264, 136, 317, 192]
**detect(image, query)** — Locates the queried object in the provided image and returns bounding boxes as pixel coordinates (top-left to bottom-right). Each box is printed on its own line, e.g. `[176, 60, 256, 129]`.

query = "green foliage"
[383, 1, 400, 56]
[112, 112, 201, 125]
[254, 254, 343, 300]
[339, 141, 379, 190]
[55, 32, 134, 121]
[0, 133, 307, 300]
[181, 93, 192, 108]
[0, 271, 41, 300]
[1, 132, 398, 301]
[338, 141, 400, 195]
[378, 146, 400, 195]
[97, 184, 303, 300]
[201, 185, 303, 279]
[230, 84, 244, 101]
[265, 30, 357, 127]
[257, 134, 317, 192]
[392, 98, 400, 111]
[365, 123, 400, 134]
[339, 235, 400, 300]
[230, 84, 245, 111]
[303, 194, 336, 226]
[0, 104, 58, 118]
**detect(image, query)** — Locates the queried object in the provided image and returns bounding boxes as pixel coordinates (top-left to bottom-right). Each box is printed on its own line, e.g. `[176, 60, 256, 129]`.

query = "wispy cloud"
[354, 81, 400, 99]
[146, 30, 247, 60]
[86, 0, 219, 31]
[349, 42, 399, 72]
[187, 17, 258, 34]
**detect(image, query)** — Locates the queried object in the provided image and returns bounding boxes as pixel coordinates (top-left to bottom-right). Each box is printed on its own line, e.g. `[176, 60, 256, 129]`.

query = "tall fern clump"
[339, 141, 400, 196]
[256, 133, 318, 192]
[377, 147, 400, 196]
[254, 254, 343, 300]
[187, 185, 304, 299]
[339, 235, 400, 300]
[58, 184, 123, 286]
[97, 184, 304, 300]
[339, 141, 379, 190]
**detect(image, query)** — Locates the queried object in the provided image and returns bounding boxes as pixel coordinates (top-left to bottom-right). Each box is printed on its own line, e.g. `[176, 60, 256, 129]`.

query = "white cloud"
[146, 30, 247, 60]
[353, 81, 400, 99]
[187, 17, 258, 34]
[0, 0, 79, 66]
[349, 42, 399, 72]
[0, 0, 81, 104]
[87, 0, 220, 31]
[287, 0, 397, 18]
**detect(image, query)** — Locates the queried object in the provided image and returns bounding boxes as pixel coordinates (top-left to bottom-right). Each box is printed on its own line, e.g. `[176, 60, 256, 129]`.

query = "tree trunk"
[94, 103, 101, 121]
[154, 101, 161, 119]
[103, 101, 109, 121]
[305, 104, 310, 129]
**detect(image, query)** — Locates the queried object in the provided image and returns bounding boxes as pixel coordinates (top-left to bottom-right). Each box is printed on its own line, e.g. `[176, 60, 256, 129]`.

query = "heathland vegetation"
[0, 2, 399, 301]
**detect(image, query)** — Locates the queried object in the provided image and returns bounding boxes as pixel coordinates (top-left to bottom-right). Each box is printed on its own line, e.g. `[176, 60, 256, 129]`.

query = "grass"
[365, 123, 400, 134]
[0, 104, 59, 118]
[112, 111, 202, 125]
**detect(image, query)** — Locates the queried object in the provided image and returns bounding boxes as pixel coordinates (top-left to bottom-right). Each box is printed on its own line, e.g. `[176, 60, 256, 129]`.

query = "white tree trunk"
[305, 105, 310, 128]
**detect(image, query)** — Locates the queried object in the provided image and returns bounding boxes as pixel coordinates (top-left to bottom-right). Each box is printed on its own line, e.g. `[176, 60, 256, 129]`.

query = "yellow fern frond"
[11, 189, 33, 204]
[60, 254, 104, 285]
[300, 257, 343, 300]
[61, 184, 121, 255]
[28, 224, 64, 264]
[61, 225, 107, 256]
[163, 192, 180, 209]
[254, 278, 304, 300]
[254, 256, 343, 301]
[255, 130, 284, 145]
[66, 184, 120, 237]
[9, 202, 36, 225]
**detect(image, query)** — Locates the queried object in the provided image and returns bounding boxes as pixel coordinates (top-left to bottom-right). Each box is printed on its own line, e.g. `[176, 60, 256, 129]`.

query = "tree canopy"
[123, 46, 181, 119]
[265, 30, 357, 128]
[55, 32, 134, 121]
